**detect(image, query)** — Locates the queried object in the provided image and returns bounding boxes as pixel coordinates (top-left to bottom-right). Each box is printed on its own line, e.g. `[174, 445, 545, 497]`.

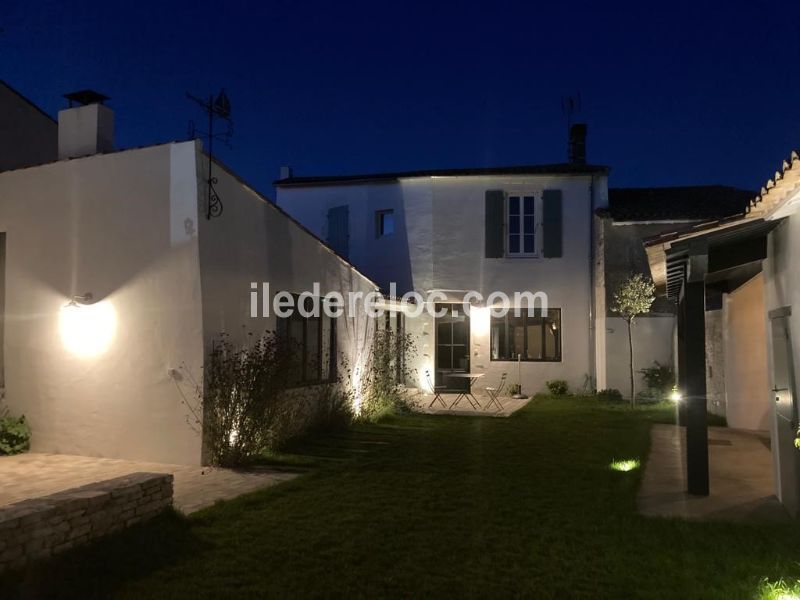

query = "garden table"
[447, 373, 485, 409]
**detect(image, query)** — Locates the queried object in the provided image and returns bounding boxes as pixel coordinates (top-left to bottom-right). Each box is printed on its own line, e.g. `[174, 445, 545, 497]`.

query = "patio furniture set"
[425, 371, 508, 412]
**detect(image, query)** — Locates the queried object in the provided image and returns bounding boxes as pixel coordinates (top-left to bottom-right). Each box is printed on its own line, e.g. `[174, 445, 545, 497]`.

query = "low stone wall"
[0, 472, 173, 572]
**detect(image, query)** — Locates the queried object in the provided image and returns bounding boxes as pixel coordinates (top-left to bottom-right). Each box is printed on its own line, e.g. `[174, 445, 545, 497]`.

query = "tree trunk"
[627, 319, 635, 407]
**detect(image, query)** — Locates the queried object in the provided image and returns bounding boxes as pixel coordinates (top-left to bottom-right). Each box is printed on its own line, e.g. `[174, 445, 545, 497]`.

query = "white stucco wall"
[604, 315, 676, 396]
[764, 211, 800, 386]
[279, 173, 607, 394]
[197, 157, 379, 417]
[763, 206, 800, 510]
[0, 141, 205, 464]
[723, 274, 770, 431]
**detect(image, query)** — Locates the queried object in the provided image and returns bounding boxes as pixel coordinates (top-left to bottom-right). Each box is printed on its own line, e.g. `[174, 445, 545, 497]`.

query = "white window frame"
[505, 192, 542, 257]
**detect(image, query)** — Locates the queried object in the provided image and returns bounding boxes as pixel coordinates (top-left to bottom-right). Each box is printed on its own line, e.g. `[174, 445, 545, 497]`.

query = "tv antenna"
[561, 93, 582, 161]
[561, 93, 582, 129]
[187, 89, 233, 219]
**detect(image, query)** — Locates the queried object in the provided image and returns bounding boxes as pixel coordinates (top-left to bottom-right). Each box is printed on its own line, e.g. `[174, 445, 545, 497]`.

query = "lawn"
[4, 397, 800, 599]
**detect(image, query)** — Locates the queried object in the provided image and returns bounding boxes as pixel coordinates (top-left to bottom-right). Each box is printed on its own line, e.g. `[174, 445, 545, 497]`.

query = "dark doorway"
[435, 303, 470, 391]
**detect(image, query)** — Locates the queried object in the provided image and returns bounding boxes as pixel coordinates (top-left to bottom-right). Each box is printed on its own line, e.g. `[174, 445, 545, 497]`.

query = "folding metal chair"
[484, 372, 507, 412]
[425, 370, 448, 408]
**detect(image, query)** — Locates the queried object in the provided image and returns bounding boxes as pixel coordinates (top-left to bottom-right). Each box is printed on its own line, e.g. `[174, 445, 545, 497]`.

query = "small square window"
[376, 209, 395, 237]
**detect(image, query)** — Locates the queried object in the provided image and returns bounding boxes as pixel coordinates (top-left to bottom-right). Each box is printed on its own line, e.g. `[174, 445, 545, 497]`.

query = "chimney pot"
[280, 165, 293, 179]
[568, 123, 587, 165]
[58, 90, 114, 160]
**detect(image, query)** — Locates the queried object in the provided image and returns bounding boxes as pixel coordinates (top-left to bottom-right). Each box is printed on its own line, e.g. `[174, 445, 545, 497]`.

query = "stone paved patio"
[638, 424, 788, 521]
[0, 453, 297, 514]
[410, 393, 531, 417]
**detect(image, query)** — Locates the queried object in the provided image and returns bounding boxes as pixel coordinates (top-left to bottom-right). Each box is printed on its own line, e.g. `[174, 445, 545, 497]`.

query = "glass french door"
[435, 303, 470, 391]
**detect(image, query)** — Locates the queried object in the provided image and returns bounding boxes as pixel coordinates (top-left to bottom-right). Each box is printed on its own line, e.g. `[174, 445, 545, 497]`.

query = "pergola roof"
[645, 150, 800, 298]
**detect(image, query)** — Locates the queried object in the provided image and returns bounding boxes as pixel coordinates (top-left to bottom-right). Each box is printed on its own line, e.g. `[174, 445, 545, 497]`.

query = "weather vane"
[187, 89, 233, 219]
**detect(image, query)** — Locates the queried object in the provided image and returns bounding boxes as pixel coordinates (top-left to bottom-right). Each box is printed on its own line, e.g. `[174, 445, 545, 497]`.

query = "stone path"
[638, 424, 788, 521]
[0, 453, 297, 514]
[410, 393, 531, 417]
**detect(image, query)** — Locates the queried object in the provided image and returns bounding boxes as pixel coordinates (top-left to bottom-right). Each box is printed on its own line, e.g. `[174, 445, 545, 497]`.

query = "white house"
[0, 89, 380, 465]
[645, 150, 800, 512]
[276, 127, 611, 396]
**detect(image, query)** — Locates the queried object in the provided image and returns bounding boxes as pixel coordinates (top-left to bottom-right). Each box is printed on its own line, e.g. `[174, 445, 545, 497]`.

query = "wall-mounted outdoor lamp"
[66, 292, 94, 307]
[59, 292, 117, 358]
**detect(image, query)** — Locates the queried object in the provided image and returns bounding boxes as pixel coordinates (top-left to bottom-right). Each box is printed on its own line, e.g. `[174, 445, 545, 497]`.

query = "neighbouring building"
[0, 87, 381, 465]
[645, 150, 800, 514]
[599, 186, 752, 401]
[0, 80, 58, 172]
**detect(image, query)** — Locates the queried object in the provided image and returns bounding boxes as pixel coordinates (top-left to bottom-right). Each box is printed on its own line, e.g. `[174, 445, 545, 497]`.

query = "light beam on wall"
[59, 295, 117, 358]
[470, 306, 490, 336]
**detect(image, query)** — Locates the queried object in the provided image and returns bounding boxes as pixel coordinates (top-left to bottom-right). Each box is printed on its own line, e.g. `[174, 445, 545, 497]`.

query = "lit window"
[507, 195, 538, 256]
[376, 209, 395, 237]
[490, 308, 561, 361]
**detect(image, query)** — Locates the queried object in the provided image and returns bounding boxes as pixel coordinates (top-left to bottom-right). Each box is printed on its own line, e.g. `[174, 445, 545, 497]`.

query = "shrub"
[202, 331, 294, 467]
[546, 380, 569, 396]
[189, 323, 418, 465]
[508, 383, 521, 396]
[639, 361, 675, 401]
[0, 410, 31, 455]
[596, 388, 624, 403]
[357, 328, 417, 420]
[636, 389, 659, 404]
[307, 383, 355, 433]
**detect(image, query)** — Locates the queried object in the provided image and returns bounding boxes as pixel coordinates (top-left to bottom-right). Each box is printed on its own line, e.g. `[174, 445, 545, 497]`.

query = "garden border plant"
[638, 361, 675, 402]
[182, 323, 418, 467]
[355, 327, 417, 421]
[0, 405, 31, 455]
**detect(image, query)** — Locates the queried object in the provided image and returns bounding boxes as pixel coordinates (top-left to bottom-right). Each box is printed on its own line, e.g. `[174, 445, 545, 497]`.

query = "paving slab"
[0, 453, 297, 514]
[638, 424, 788, 521]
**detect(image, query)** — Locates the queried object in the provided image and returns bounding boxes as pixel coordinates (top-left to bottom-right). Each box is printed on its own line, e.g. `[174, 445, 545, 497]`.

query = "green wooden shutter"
[326, 205, 349, 259]
[485, 190, 505, 258]
[542, 189, 563, 258]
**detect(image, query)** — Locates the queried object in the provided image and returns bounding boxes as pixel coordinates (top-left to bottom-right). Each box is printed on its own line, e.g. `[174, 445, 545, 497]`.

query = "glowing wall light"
[59, 294, 117, 358]
[669, 387, 682, 402]
[470, 306, 490, 337]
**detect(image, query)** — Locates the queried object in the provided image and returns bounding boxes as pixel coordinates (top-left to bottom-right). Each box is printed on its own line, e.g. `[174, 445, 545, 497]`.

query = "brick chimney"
[58, 90, 114, 160]
[568, 123, 587, 165]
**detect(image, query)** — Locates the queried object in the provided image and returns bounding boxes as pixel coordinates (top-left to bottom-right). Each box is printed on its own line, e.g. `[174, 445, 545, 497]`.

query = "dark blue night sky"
[2, 1, 798, 197]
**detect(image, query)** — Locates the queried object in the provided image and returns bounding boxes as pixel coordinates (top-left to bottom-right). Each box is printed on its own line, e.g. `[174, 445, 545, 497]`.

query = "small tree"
[612, 273, 656, 406]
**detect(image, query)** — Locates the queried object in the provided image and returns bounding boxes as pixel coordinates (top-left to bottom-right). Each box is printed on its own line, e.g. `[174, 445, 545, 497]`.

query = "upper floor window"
[484, 189, 562, 259]
[507, 195, 539, 256]
[376, 209, 395, 237]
